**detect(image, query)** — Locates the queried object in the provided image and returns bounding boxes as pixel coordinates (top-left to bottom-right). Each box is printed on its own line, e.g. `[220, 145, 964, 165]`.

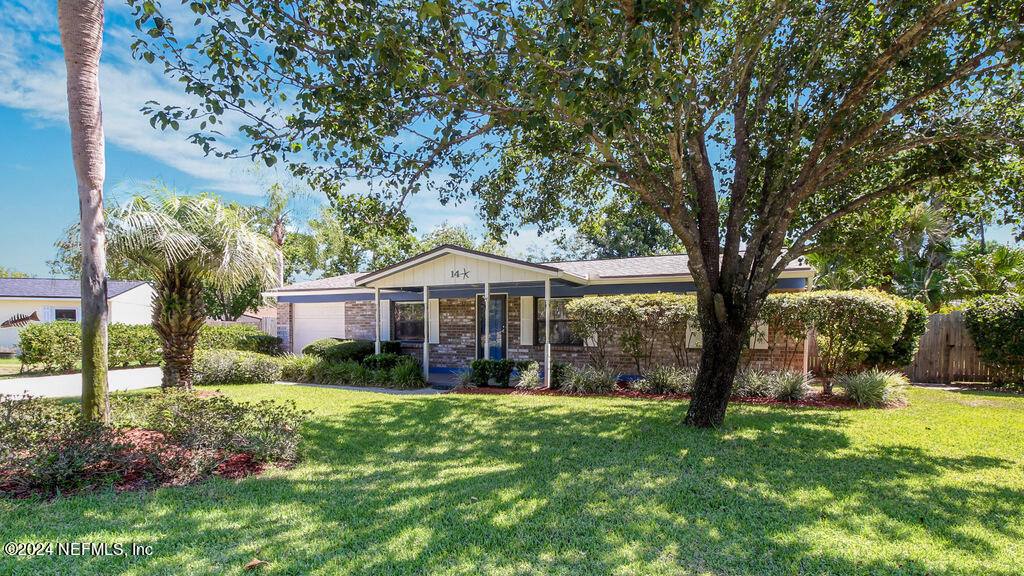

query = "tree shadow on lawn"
[2, 396, 1021, 576]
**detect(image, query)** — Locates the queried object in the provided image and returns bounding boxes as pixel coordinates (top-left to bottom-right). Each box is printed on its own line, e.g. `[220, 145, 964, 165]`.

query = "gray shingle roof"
[545, 254, 693, 278]
[0, 278, 149, 299]
[277, 272, 364, 291]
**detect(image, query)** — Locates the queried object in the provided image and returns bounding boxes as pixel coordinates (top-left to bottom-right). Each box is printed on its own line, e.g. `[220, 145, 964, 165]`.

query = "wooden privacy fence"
[808, 311, 1022, 384]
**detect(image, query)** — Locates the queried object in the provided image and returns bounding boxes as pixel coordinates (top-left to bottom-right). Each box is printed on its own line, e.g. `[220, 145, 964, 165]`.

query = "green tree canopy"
[131, 0, 1024, 426]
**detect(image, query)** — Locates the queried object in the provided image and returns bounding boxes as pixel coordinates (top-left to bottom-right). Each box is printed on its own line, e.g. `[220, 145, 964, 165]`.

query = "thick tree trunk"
[684, 315, 749, 428]
[153, 272, 206, 391]
[58, 0, 108, 423]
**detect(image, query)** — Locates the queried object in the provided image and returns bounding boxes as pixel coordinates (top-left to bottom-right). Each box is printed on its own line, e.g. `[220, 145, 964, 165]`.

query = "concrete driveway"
[0, 367, 162, 398]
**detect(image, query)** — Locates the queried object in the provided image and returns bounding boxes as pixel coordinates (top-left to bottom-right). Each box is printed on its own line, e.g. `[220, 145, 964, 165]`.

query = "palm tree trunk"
[153, 271, 206, 390]
[58, 0, 108, 423]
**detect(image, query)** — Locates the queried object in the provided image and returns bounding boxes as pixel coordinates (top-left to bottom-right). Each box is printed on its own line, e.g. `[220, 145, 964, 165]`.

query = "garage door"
[293, 302, 346, 353]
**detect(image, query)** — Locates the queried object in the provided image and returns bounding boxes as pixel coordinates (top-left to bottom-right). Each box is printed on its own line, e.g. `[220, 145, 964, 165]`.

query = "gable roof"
[0, 278, 149, 299]
[355, 244, 587, 286]
[545, 253, 812, 281]
[272, 272, 363, 292]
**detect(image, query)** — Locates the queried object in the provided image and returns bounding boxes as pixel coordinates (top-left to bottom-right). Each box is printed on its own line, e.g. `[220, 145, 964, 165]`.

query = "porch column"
[544, 278, 551, 388]
[374, 287, 381, 354]
[484, 282, 491, 360]
[422, 286, 430, 380]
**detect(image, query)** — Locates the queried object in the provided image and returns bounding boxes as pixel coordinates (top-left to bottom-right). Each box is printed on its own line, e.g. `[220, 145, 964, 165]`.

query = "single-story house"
[0, 278, 155, 353]
[269, 245, 815, 384]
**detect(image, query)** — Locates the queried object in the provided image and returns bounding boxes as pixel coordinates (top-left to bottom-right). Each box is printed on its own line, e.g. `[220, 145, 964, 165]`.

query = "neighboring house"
[0, 278, 155, 353]
[269, 245, 815, 382]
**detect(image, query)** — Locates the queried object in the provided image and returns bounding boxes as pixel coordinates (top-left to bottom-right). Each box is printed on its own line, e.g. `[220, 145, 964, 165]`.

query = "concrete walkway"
[0, 367, 163, 398]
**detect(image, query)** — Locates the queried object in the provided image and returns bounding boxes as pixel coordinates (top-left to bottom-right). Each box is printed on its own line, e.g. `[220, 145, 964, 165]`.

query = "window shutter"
[749, 322, 769, 350]
[380, 301, 391, 340]
[520, 296, 534, 346]
[686, 321, 703, 349]
[428, 298, 440, 344]
[41, 306, 53, 323]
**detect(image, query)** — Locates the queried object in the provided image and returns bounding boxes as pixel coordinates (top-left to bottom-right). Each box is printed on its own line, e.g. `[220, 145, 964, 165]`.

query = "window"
[535, 298, 583, 346]
[54, 308, 78, 322]
[392, 302, 424, 341]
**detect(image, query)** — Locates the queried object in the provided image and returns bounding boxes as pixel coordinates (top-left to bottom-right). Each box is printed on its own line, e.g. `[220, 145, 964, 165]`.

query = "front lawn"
[2, 386, 1022, 575]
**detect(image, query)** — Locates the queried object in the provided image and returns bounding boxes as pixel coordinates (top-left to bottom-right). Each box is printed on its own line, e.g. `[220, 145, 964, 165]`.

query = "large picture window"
[535, 298, 583, 346]
[392, 302, 424, 341]
[54, 308, 78, 322]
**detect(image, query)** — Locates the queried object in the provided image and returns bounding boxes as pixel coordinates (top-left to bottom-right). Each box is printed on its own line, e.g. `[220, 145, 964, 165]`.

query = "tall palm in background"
[58, 0, 108, 422]
[108, 193, 279, 389]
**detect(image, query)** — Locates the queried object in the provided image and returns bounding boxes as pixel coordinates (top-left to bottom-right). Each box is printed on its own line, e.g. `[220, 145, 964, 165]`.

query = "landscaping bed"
[0, 390, 308, 500]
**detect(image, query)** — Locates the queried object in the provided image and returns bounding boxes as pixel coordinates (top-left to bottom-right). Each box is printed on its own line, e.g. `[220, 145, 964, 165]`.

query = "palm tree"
[58, 0, 109, 422]
[108, 193, 279, 390]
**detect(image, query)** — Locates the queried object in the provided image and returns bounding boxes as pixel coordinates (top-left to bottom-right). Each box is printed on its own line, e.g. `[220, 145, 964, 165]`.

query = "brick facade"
[276, 302, 293, 353]
[302, 296, 806, 375]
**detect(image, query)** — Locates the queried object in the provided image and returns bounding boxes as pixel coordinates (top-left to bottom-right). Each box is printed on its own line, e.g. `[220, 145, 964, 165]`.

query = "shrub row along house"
[270, 245, 815, 384]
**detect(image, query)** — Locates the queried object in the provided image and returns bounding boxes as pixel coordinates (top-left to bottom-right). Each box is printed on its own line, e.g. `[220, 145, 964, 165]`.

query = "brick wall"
[294, 295, 807, 374]
[276, 301, 292, 353]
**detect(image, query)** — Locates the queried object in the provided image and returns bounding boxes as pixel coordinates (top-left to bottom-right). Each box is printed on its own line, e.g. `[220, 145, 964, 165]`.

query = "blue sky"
[0, 1, 1017, 278]
[0, 1, 550, 278]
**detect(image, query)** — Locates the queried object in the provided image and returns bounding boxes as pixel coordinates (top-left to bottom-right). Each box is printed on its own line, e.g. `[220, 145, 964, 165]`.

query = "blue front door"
[476, 294, 507, 360]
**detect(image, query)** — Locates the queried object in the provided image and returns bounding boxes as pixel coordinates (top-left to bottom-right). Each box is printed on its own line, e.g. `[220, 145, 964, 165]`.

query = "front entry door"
[476, 294, 507, 360]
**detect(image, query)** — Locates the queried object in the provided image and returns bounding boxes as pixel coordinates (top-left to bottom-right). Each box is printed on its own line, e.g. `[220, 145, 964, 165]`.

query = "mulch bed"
[0, 429, 267, 500]
[455, 383, 859, 408]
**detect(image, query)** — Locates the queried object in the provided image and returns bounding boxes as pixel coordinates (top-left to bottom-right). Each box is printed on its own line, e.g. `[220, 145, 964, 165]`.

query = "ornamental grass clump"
[772, 371, 814, 402]
[836, 369, 909, 407]
[561, 365, 618, 394]
[632, 365, 696, 395]
[515, 361, 543, 389]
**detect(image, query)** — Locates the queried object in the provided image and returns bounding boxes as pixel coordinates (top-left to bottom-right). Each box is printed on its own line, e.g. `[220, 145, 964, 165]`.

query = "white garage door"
[293, 302, 347, 353]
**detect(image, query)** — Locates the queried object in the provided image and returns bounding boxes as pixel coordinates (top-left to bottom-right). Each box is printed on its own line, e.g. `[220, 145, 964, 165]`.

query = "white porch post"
[483, 282, 491, 360]
[374, 287, 381, 354]
[422, 286, 430, 380]
[544, 278, 551, 388]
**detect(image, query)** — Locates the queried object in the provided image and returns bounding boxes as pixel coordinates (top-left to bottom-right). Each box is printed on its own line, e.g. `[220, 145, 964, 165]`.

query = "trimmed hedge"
[302, 338, 375, 363]
[198, 324, 282, 355]
[18, 322, 281, 372]
[19, 322, 164, 372]
[964, 295, 1024, 373]
[193, 349, 282, 386]
[279, 354, 424, 389]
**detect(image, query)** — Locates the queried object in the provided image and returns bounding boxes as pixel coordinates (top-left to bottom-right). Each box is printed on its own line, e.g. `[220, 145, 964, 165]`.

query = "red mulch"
[0, 428, 268, 500]
[455, 383, 860, 408]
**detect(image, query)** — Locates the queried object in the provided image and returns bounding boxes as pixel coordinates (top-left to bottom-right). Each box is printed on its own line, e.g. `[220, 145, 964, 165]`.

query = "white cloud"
[0, 0, 266, 196]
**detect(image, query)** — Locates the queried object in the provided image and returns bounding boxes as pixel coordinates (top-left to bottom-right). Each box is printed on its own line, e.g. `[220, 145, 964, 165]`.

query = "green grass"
[0, 357, 22, 377]
[2, 386, 1023, 575]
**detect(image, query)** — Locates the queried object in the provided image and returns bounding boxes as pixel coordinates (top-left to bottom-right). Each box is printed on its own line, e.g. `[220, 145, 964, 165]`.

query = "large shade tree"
[59, 0, 109, 423]
[108, 193, 279, 389]
[131, 0, 1023, 426]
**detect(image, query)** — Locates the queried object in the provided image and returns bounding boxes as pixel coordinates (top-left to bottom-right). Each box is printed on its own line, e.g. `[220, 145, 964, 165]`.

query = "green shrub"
[302, 337, 345, 357]
[17, 321, 81, 371]
[549, 361, 570, 389]
[964, 295, 1024, 375]
[197, 324, 279, 353]
[380, 340, 402, 354]
[515, 361, 543, 389]
[390, 357, 425, 389]
[276, 354, 317, 382]
[470, 358, 491, 385]
[107, 323, 162, 367]
[807, 289, 908, 392]
[364, 353, 400, 371]
[111, 390, 310, 463]
[772, 371, 814, 402]
[836, 369, 908, 407]
[489, 359, 515, 388]
[561, 365, 618, 394]
[632, 365, 696, 395]
[193, 349, 282, 386]
[733, 370, 778, 398]
[0, 394, 128, 494]
[865, 298, 929, 368]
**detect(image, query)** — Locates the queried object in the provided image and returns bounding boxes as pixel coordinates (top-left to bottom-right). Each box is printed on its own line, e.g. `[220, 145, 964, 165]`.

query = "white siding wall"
[109, 285, 156, 324]
[369, 253, 553, 288]
[0, 299, 79, 351]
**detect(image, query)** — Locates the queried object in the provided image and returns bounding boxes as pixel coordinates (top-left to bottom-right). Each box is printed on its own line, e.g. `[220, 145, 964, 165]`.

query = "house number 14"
[450, 268, 470, 279]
